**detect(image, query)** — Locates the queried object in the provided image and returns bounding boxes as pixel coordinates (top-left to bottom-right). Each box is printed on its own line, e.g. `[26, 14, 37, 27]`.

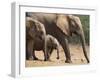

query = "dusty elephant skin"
[26, 13, 89, 63]
[26, 17, 47, 61]
[45, 34, 60, 60]
[26, 17, 60, 61]
[33, 34, 60, 60]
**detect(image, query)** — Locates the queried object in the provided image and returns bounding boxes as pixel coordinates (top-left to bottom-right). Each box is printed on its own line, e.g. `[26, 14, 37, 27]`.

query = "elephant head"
[26, 17, 46, 40]
[56, 14, 89, 63]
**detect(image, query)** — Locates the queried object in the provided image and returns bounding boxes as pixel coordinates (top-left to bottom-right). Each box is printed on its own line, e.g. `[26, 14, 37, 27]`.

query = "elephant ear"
[55, 15, 70, 36]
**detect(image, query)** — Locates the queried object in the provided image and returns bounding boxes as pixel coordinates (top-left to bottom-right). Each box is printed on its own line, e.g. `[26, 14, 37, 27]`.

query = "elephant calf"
[33, 34, 60, 60]
[45, 34, 60, 60]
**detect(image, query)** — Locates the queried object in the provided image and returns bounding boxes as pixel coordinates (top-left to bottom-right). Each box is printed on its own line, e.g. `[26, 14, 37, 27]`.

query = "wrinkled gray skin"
[33, 34, 60, 60]
[26, 17, 59, 61]
[26, 17, 47, 60]
[26, 13, 89, 63]
[46, 34, 60, 60]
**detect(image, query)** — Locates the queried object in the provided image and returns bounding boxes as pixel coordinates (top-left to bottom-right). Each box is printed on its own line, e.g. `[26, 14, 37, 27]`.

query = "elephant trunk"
[79, 30, 89, 63]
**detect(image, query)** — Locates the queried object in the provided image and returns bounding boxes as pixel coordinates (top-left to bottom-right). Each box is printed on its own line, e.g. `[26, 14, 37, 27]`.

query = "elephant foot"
[33, 57, 38, 60]
[65, 59, 72, 63]
[44, 57, 49, 61]
[29, 56, 33, 60]
[44, 58, 48, 61]
[26, 57, 29, 60]
[44, 55, 50, 61]
[56, 57, 59, 59]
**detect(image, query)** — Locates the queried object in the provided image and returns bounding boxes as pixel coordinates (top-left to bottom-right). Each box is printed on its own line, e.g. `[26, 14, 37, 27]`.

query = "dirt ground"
[25, 44, 89, 67]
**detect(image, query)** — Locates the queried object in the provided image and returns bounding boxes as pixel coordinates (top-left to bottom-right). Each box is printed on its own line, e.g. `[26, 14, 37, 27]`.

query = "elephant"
[26, 17, 47, 60]
[45, 34, 60, 60]
[26, 17, 59, 61]
[32, 34, 60, 60]
[26, 13, 89, 63]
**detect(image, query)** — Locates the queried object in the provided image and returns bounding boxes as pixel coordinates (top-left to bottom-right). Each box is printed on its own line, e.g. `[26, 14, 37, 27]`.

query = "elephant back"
[26, 17, 46, 40]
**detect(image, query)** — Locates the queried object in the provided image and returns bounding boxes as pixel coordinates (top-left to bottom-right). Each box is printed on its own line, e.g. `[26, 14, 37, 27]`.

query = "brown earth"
[25, 44, 89, 67]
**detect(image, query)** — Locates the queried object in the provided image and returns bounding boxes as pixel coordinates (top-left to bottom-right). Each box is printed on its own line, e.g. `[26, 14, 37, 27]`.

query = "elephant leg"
[43, 50, 46, 61]
[26, 49, 29, 60]
[43, 49, 48, 61]
[59, 37, 72, 63]
[56, 47, 59, 59]
[26, 43, 29, 60]
[43, 37, 48, 61]
[43, 47, 51, 61]
[32, 50, 38, 60]
[27, 40, 33, 60]
[47, 48, 53, 60]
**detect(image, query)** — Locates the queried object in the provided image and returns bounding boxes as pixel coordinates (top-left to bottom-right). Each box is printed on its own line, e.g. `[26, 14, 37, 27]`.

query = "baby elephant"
[46, 34, 60, 60]
[33, 34, 60, 60]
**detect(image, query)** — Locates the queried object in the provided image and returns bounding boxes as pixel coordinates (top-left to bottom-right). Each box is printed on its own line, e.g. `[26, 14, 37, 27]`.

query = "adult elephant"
[26, 13, 89, 63]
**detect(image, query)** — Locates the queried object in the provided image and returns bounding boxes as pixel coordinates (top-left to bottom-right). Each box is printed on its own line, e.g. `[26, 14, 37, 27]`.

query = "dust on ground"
[25, 44, 89, 67]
